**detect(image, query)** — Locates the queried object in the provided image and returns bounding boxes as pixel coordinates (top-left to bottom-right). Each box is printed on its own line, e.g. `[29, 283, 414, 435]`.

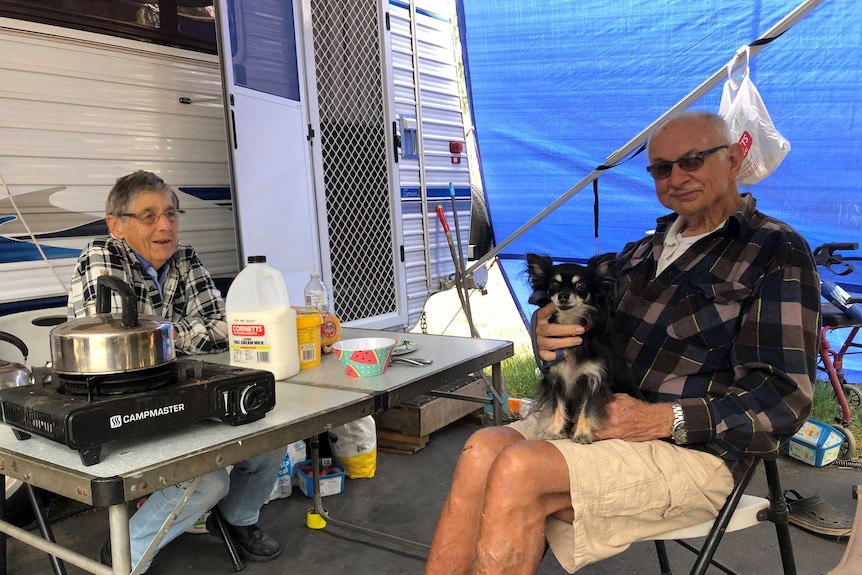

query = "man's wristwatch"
[670, 401, 687, 445]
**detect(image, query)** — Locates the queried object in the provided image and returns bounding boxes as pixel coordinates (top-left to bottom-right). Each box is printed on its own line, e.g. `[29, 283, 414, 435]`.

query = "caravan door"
[215, 0, 319, 302]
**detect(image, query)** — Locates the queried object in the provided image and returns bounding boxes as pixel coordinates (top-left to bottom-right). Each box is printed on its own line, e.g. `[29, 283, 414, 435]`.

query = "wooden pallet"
[377, 429, 430, 455]
[375, 376, 486, 444]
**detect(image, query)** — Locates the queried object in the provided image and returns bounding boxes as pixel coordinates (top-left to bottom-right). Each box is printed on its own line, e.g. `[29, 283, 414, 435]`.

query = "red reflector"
[449, 141, 463, 154]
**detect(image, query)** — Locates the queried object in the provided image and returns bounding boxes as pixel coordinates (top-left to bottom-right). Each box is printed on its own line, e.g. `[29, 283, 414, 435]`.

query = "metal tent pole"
[464, 0, 826, 277]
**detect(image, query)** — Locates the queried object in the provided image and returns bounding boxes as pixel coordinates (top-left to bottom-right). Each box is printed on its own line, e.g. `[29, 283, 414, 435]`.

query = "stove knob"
[239, 384, 271, 415]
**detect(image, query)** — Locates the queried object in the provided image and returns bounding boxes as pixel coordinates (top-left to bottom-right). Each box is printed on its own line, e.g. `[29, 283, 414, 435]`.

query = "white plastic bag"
[264, 440, 308, 503]
[328, 415, 377, 478]
[719, 49, 790, 187]
[264, 445, 289, 503]
[288, 439, 308, 486]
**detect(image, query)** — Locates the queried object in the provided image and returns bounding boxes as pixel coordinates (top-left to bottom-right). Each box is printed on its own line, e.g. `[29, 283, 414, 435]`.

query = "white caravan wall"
[390, 0, 473, 328]
[0, 17, 237, 309]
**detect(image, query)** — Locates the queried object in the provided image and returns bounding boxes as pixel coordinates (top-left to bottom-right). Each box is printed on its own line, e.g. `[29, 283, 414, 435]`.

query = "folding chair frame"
[654, 458, 796, 575]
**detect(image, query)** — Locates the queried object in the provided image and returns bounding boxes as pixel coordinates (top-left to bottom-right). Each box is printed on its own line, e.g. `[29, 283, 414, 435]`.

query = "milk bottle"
[225, 256, 299, 379]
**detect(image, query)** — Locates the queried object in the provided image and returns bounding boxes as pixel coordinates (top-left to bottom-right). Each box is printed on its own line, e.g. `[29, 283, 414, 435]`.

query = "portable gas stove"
[0, 359, 276, 466]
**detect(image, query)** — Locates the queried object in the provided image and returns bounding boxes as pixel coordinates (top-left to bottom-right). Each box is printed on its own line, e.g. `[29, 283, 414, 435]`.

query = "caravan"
[0, 0, 479, 523]
[0, 0, 479, 324]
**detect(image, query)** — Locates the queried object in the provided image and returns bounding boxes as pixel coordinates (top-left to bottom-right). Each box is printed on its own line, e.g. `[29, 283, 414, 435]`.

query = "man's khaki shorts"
[508, 416, 734, 573]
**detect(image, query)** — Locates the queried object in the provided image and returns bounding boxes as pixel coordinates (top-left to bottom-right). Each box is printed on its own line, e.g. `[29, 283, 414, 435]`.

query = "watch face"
[673, 423, 687, 444]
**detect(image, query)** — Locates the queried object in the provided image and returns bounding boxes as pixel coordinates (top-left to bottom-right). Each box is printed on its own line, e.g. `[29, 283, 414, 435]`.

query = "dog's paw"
[535, 430, 570, 441]
[572, 432, 594, 444]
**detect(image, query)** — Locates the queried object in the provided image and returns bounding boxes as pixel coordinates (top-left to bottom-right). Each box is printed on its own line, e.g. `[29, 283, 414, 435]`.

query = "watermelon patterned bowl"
[331, 337, 397, 377]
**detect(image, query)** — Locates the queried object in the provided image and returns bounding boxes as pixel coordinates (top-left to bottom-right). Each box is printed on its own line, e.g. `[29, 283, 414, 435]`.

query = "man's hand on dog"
[597, 394, 675, 442]
[535, 303, 586, 361]
[535, 304, 675, 442]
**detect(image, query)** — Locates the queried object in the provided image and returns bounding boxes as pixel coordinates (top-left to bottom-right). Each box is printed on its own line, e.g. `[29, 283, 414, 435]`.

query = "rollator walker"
[813, 242, 862, 459]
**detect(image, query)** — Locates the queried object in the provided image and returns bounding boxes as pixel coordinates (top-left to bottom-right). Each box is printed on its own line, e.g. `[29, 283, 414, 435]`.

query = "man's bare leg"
[473, 441, 573, 575]
[424, 426, 524, 575]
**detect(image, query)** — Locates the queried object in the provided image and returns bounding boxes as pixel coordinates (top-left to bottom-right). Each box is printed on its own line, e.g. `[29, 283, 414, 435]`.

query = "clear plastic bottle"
[303, 272, 331, 312]
[226, 255, 299, 379]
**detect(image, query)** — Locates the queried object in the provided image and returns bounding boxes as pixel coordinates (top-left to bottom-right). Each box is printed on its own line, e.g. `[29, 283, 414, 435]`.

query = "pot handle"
[96, 275, 139, 328]
[0, 331, 29, 361]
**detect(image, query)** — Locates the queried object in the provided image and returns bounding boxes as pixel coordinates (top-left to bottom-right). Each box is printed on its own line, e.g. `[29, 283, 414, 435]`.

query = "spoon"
[390, 356, 433, 366]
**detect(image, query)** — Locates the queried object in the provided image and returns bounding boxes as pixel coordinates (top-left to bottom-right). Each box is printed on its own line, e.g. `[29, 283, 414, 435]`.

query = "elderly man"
[68, 170, 283, 572]
[423, 111, 819, 575]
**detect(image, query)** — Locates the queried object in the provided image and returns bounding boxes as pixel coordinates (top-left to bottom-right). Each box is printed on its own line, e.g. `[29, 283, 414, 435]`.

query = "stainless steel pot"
[0, 331, 33, 388]
[50, 275, 175, 375]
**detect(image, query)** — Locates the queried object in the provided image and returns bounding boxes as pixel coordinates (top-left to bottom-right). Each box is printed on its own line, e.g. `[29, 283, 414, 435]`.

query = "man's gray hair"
[649, 110, 733, 147]
[105, 170, 179, 216]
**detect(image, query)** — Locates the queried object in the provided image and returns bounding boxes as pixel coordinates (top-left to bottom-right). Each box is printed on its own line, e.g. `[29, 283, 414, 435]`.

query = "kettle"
[0, 331, 33, 389]
[49, 275, 175, 375]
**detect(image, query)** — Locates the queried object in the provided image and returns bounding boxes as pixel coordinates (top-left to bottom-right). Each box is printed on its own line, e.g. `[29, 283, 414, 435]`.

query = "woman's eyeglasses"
[646, 145, 728, 180]
[118, 209, 185, 225]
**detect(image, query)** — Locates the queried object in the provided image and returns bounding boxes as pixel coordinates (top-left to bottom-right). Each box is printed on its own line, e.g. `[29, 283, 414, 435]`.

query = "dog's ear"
[588, 253, 617, 279]
[526, 253, 553, 307]
[589, 253, 619, 296]
[525, 253, 553, 286]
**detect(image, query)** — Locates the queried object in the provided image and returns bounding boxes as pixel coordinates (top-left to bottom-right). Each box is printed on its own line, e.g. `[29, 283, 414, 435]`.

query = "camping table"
[0, 382, 372, 575]
[283, 328, 511, 425]
[0, 329, 512, 575]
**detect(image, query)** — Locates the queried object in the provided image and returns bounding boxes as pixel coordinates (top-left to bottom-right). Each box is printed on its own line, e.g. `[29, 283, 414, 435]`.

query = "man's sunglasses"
[645, 145, 729, 180]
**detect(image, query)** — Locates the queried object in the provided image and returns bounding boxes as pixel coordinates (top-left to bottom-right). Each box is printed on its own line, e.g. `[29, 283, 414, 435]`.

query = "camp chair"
[648, 457, 796, 575]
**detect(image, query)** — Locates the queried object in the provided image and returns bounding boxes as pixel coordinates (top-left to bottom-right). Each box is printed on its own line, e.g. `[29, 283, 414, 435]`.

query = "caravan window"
[0, 0, 216, 52]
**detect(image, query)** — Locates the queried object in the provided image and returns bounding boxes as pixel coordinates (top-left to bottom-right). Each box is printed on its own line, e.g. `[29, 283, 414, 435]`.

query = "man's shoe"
[99, 540, 112, 567]
[206, 513, 282, 562]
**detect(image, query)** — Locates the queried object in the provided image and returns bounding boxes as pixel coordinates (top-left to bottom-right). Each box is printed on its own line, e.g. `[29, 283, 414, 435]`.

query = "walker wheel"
[842, 384, 862, 418]
[838, 426, 857, 460]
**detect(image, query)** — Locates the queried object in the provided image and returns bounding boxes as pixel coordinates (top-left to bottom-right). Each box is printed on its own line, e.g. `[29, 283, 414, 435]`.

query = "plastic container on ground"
[226, 255, 299, 380]
[785, 418, 845, 467]
[303, 272, 331, 313]
[296, 458, 345, 498]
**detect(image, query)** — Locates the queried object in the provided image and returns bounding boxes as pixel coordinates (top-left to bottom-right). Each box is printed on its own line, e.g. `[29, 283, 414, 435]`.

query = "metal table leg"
[0, 474, 6, 575]
[0, 474, 205, 575]
[26, 484, 66, 575]
[107, 502, 131, 575]
[304, 359, 506, 553]
[491, 362, 504, 426]
[308, 435, 430, 553]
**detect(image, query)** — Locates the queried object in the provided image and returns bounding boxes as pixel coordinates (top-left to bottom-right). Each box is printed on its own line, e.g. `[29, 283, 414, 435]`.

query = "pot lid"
[50, 312, 171, 339]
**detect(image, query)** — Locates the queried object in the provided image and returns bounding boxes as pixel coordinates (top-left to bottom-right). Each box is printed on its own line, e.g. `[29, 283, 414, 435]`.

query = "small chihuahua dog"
[525, 253, 639, 443]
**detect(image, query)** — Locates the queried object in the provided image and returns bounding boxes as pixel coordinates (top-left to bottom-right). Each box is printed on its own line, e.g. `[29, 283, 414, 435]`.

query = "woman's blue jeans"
[128, 447, 283, 572]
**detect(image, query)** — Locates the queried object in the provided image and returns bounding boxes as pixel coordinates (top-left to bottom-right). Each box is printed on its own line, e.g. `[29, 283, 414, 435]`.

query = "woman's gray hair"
[105, 170, 180, 216]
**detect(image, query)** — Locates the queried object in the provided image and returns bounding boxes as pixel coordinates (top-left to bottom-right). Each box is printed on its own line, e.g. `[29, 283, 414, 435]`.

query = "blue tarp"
[458, 0, 862, 377]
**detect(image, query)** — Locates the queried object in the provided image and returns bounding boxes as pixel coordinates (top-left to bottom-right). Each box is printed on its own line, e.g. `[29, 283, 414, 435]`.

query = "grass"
[500, 343, 539, 399]
[810, 379, 862, 460]
[497, 352, 862, 460]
